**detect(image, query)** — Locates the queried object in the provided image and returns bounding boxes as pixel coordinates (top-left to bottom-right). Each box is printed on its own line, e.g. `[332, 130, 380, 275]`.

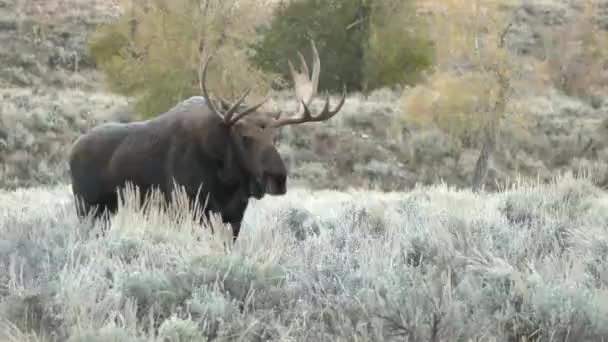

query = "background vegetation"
[86, 0, 434, 117]
[2, 0, 607, 192]
[86, 0, 279, 117]
[2, 0, 608, 340]
[250, 0, 434, 93]
[0, 0, 606, 192]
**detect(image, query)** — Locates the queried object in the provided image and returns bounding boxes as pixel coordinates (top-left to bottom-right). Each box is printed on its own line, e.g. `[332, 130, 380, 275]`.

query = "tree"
[87, 0, 278, 118]
[401, 0, 533, 191]
[250, 0, 434, 93]
[363, 0, 434, 90]
[250, 0, 370, 93]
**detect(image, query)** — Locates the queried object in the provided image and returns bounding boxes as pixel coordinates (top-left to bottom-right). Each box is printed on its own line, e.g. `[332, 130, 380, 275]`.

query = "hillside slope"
[0, 0, 607, 192]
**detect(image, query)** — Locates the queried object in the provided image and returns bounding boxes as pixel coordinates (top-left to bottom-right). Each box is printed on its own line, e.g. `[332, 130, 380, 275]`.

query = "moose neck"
[213, 130, 246, 186]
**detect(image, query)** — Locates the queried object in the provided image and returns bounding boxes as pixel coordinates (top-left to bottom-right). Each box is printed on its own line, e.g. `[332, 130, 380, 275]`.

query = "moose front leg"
[228, 221, 242, 242]
[193, 187, 249, 241]
[220, 187, 251, 242]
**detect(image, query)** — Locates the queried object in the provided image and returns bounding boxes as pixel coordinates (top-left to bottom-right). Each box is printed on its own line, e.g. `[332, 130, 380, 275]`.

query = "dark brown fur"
[69, 100, 286, 240]
[68, 39, 345, 241]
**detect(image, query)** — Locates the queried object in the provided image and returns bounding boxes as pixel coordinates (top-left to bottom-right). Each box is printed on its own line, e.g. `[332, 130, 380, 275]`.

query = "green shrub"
[250, 0, 433, 93]
[363, 0, 434, 89]
[249, 0, 369, 93]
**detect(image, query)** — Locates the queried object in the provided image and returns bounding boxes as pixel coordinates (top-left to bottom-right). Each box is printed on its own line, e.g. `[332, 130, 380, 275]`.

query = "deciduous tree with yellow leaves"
[401, 0, 533, 191]
[87, 0, 278, 118]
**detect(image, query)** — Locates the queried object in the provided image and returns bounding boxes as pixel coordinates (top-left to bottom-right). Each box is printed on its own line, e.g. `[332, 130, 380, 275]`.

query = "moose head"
[198, 39, 346, 200]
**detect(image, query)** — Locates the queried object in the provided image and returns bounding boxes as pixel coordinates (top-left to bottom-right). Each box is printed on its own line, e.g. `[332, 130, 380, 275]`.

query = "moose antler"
[199, 55, 270, 126]
[270, 39, 346, 128]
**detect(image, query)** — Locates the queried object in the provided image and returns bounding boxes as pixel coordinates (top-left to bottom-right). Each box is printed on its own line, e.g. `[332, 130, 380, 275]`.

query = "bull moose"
[68, 39, 346, 241]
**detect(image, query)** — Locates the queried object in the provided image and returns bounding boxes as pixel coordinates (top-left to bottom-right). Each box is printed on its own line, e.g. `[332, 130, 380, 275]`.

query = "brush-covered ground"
[1, 174, 608, 341]
[3, 84, 608, 193]
[1, 0, 608, 192]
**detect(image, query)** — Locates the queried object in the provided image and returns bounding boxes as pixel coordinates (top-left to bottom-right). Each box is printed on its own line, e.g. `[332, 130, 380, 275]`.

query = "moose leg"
[73, 193, 117, 237]
[221, 190, 249, 242]
[228, 220, 242, 242]
[190, 186, 249, 241]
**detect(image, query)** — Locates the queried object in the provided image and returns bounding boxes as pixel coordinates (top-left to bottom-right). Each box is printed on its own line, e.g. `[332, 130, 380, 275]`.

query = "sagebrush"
[1, 174, 608, 341]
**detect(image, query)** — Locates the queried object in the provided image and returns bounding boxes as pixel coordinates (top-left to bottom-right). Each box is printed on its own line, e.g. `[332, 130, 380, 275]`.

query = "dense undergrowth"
[1, 174, 607, 341]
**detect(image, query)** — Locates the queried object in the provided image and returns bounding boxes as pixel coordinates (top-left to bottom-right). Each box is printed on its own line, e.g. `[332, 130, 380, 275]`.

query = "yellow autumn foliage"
[87, 0, 278, 118]
[400, 71, 498, 143]
[399, 0, 533, 146]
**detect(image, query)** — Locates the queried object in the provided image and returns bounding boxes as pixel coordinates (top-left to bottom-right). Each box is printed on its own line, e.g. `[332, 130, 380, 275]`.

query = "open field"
[1, 174, 608, 341]
[2, 0, 608, 340]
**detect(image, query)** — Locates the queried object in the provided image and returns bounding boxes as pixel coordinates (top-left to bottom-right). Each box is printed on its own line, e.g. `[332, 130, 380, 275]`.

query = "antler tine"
[271, 85, 347, 128]
[223, 88, 252, 123]
[220, 88, 272, 126]
[199, 54, 226, 123]
[228, 94, 272, 125]
[310, 39, 320, 96]
[218, 96, 232, 110]
[199, 54, 269, 126]
[297, 51, 309, 82]
[270, 39, 346, 129]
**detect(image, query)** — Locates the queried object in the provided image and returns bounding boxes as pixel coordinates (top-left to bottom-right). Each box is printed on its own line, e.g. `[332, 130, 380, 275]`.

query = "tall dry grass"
[1, 173, 607, 341]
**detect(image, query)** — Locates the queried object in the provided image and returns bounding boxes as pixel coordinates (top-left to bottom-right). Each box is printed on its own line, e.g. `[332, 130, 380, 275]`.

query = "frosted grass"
[0, 174, 607, 341]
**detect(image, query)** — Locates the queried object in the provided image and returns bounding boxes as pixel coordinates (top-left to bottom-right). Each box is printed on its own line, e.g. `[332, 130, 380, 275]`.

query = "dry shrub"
[399, 0, 519, 149]
[399, 0, 544, 190]
[542, 0, 608, 102]
[401, 71, 497, 147]
[400, 69, 532, 147]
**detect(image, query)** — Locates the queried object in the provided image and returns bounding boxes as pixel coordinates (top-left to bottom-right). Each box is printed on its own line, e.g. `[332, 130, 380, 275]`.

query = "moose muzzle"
[258, 147, 287, 196]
